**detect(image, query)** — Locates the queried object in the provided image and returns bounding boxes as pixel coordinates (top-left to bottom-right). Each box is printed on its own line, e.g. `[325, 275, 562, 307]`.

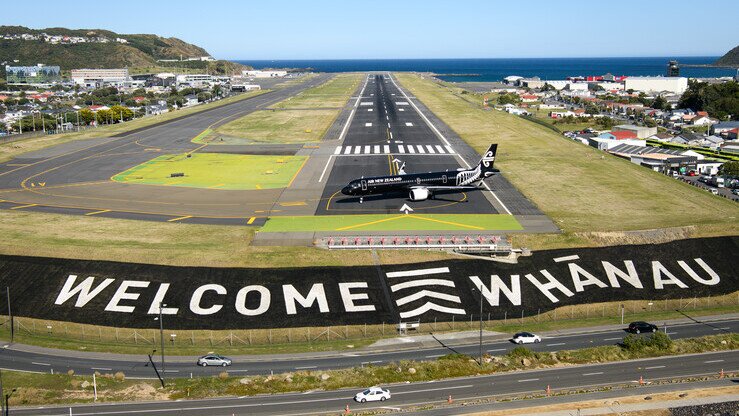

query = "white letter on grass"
[190, 284, 227, 315]
[283, 284, 329, 315]
[468, 275, 521, 306]
[105, 280, 150, 313]
[55, 275, 115, 307]
[235, 285, 271, 316]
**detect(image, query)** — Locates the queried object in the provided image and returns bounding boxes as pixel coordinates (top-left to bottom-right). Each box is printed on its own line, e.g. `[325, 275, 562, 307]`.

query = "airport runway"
[1, 318, 735, 379]
[315, 74, 506, 216]
[7, 350, 737, 415]
[0, 75, 334, 225]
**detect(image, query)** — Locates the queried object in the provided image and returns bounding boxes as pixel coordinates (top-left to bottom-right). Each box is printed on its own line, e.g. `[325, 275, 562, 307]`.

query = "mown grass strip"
[260, 214, 523, 232]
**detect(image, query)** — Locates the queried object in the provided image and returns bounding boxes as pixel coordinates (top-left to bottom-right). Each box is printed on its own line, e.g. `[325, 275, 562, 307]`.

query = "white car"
[354, 387, 391, 403]
[511, 332, 541, 344]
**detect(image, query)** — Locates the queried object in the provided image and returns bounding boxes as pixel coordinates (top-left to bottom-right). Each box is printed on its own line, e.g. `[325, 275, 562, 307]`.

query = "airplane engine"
[409, 188, 430, 201]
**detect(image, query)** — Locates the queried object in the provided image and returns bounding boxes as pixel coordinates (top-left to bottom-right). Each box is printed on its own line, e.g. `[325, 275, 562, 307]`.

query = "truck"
[708, 176, 725, 188]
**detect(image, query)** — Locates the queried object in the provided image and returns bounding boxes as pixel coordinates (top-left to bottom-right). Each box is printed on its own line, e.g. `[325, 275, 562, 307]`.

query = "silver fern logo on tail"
[480, 144, 497, 170]
[386, 267, 466, 319]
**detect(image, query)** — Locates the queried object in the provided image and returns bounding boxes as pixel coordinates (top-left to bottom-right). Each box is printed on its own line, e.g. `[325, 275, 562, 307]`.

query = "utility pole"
[159, 303, 165, 373]
[6, 288, 12, 343]
[472, 285, 484, 367]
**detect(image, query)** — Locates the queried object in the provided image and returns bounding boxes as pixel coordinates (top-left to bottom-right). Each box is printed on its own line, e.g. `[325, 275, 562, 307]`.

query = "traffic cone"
[639, 375, 645, 385]
[546, 384, 551, 396]
[344, 403, 350, 415]
[719, 369, 725, 379]
[448, 394, 453, 404]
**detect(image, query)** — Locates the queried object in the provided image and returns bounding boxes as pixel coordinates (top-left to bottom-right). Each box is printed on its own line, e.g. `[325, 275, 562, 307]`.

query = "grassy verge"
[0, 89, 269, 164]
[3, 333, 736, 406]
[394, 74, 739, 247]
[212, 73, 361, 143]
[3, 294, 736, 356]
[260, 214, 522, 232]
[111, 153, 308, 190]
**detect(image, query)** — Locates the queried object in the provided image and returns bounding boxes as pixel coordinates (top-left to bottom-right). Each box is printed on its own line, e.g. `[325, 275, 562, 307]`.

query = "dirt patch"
[578, 226, 697, 246]
[466, 386, 739, 416]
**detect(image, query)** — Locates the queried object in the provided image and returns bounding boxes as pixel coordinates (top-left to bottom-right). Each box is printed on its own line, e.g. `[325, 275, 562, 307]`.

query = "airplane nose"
[341, 186, 352, 195]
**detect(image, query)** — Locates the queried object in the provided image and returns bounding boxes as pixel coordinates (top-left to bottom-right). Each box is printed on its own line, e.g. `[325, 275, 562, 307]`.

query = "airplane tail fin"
[479, 144, 498, 174]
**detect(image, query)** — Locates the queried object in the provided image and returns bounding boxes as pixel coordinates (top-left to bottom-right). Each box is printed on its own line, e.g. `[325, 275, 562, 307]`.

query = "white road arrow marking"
[399, 203, 413, 214]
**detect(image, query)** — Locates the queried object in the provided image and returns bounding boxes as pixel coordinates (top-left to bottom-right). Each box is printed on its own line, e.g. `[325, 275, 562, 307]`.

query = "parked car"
[354, 387, 391, 402]
[511, 332, 541, 344]
[197, 354, 232, 367]
[628, 321, 658, 334]
[709, 188, 719, 195]
[732, 189, 739, 196]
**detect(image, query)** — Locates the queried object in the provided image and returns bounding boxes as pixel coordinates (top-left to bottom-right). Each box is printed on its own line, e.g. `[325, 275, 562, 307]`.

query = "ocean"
[234, 57, 737, 82]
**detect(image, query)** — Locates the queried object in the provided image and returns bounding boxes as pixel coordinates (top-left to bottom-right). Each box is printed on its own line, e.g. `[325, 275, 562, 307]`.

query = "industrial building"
[613, 124, 658, 139]
[623, 76, 688, 94]
[242, 70, 287, 78]
[71, 68, 129, 87]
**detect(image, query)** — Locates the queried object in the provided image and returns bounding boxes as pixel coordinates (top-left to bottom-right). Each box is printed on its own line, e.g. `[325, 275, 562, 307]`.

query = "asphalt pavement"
[7, 350, 738, 415]
[1, 316, 736, 379]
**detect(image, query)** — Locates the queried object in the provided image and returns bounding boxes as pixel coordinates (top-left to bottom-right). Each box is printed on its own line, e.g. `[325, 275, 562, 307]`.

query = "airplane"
[341, 144, 499, 203]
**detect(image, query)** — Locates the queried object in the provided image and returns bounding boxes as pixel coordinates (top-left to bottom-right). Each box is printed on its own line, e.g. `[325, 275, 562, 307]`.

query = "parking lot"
[677, 174, 739, 202]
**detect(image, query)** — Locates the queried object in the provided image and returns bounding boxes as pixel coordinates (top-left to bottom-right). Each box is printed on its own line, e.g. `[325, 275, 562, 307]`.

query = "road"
[8, 350, 738, 415]
[1, 318, 736, 379]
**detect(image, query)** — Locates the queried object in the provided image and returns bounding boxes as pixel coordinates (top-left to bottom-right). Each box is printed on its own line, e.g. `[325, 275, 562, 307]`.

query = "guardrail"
[317, 235, 510, 251]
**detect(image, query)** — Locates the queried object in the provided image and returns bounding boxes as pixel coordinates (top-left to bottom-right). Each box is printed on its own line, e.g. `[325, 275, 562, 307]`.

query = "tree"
[96, 109, 112, 124]
[497, 93, 521, 105]
[643, 117, 657, 127]
[109, 105, 134, 122]
[595, 117, 614, 129]
[679, 80, 739, 120]
[719, 161, 739, 177]
[78, 109, 95, 125]
[652, 96, 668, 110]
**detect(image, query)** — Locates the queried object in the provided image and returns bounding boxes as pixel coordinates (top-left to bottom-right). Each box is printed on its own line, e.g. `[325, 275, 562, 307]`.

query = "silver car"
[197, 354, 232, 367]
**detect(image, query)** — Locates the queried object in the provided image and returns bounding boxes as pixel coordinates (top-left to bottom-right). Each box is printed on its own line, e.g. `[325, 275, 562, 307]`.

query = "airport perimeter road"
[1, 318, 736, 379]
[9, 350, 738, 416]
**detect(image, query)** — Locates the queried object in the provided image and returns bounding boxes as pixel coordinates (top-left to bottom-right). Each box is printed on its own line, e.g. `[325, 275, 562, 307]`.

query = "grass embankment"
[2, 333, 736, 407]
[0, 89, 269, 164]
[395, 74, 739, 248]
[212, 73, 361, 144]
[3, 293, 736, 356]
[111, 153, 307, 190]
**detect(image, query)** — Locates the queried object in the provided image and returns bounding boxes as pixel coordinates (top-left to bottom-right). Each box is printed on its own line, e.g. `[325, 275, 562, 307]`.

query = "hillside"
[0, 26, 244, 74]
[714, 45, 739, 67]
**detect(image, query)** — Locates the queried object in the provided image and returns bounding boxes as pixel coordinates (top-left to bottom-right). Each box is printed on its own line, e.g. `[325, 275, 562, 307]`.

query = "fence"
[1, 293, 737, 350]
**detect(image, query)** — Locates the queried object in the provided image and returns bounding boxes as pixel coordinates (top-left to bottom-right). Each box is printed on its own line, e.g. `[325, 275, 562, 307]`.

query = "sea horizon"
[233, 56, 737, 82]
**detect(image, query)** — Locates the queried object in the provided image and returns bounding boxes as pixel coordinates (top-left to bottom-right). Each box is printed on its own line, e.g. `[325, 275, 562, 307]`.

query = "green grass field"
[212, 74, 362, 144]
[111, 153, 307, 190]
[395, 74, 739, 240]
[261, 214, 522, 232]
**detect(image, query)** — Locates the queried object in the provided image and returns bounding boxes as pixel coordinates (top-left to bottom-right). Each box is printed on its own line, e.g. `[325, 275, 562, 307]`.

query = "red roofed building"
[601, 130, 638, 140]
[519, 94, 539, 102]
[132, 96, 146, 103]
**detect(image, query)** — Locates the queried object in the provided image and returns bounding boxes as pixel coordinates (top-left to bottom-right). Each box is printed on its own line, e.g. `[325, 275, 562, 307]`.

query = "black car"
[628, 321, 658, 334]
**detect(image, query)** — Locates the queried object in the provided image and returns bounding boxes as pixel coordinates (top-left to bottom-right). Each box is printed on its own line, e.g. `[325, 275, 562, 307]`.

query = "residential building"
[613, 124, 657, 139]
[711, 121, 739, 136]
[623, 76, 688, 94]
[599, 131, 639, 140]
[71, 68, 129, 86]
[672, 132, 705, 146]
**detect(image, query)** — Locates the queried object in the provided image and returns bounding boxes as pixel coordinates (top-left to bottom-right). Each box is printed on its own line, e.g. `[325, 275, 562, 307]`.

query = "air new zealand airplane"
[341, 144, 499, 203]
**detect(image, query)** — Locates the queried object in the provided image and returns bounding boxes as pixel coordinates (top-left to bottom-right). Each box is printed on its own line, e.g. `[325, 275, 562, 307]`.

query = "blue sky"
[6, 0, 738, 59]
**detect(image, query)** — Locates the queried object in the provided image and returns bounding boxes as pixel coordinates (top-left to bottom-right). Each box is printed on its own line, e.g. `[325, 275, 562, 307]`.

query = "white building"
[623, 76, 688, 94]
[176, 74, 214, 87]
[71, 68, 129, 86]
[242, 70, 288, 78]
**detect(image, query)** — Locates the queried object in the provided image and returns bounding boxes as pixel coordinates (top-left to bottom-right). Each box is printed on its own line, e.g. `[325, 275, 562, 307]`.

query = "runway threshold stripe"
[426, 145, 436, 154]
[435, 145, 445, 153]
[343, 147, 352, 155]
[398, 145, 405, 153]
[85, 209, 111, 216]
[374, 145, 380, 154]
[364, 145, 370, 154]
[334, 146, 342, 155]
[445, 145, 454, 153]
[408, 146, 416, 153]
[167, 216, 192, 223]
[10, 203, 38, 210]
[384, 145, 390, 154]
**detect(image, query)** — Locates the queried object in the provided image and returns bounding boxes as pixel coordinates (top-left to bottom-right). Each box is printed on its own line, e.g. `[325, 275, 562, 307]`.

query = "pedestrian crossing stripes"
[334, 144, 455, 156]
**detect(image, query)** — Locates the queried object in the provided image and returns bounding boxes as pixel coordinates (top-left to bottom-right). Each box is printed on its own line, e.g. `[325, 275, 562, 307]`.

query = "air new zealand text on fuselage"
[341, 144, 499, 202]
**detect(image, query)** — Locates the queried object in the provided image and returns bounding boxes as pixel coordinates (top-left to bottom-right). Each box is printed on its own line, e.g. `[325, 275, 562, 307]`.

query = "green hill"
[0, 26, 244, 75]
[714, 45, 739, 67]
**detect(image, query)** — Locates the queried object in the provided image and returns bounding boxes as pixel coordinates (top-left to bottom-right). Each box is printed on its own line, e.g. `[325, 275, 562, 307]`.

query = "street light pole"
[159, 303, 165, 373]
[472, 285, 484, 367]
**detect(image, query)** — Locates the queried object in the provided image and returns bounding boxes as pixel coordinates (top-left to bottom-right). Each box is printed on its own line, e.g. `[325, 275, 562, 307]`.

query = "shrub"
[648, 332, 673, 350]
[218, 371, 229, 380]
[67, 369, 74, 376]
[114, 371, 125, 381]
[507, 346, 534, 359]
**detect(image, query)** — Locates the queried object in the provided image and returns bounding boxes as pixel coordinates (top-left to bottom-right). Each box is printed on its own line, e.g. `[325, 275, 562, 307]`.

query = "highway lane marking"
[546, 343, 565, 347]
[425, 354, 444, 358]
[167, 215, 192, 222]
[10, 203, 37, 210]
[604, 337, 623, 341]
[295, 366, 317, 370]
[645, 365, 666, 369]
[163, 370, 179, 373]
[517, 378, 539, 382]
[713, 327, 731, 330]
[85, 209, 111, 216]
[582, 372, 604, 376]
[92, 367, 113, 371]
[487, 348, 507, 352]
[704, 359, 724, 363]
[31, 362, 51, 366]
